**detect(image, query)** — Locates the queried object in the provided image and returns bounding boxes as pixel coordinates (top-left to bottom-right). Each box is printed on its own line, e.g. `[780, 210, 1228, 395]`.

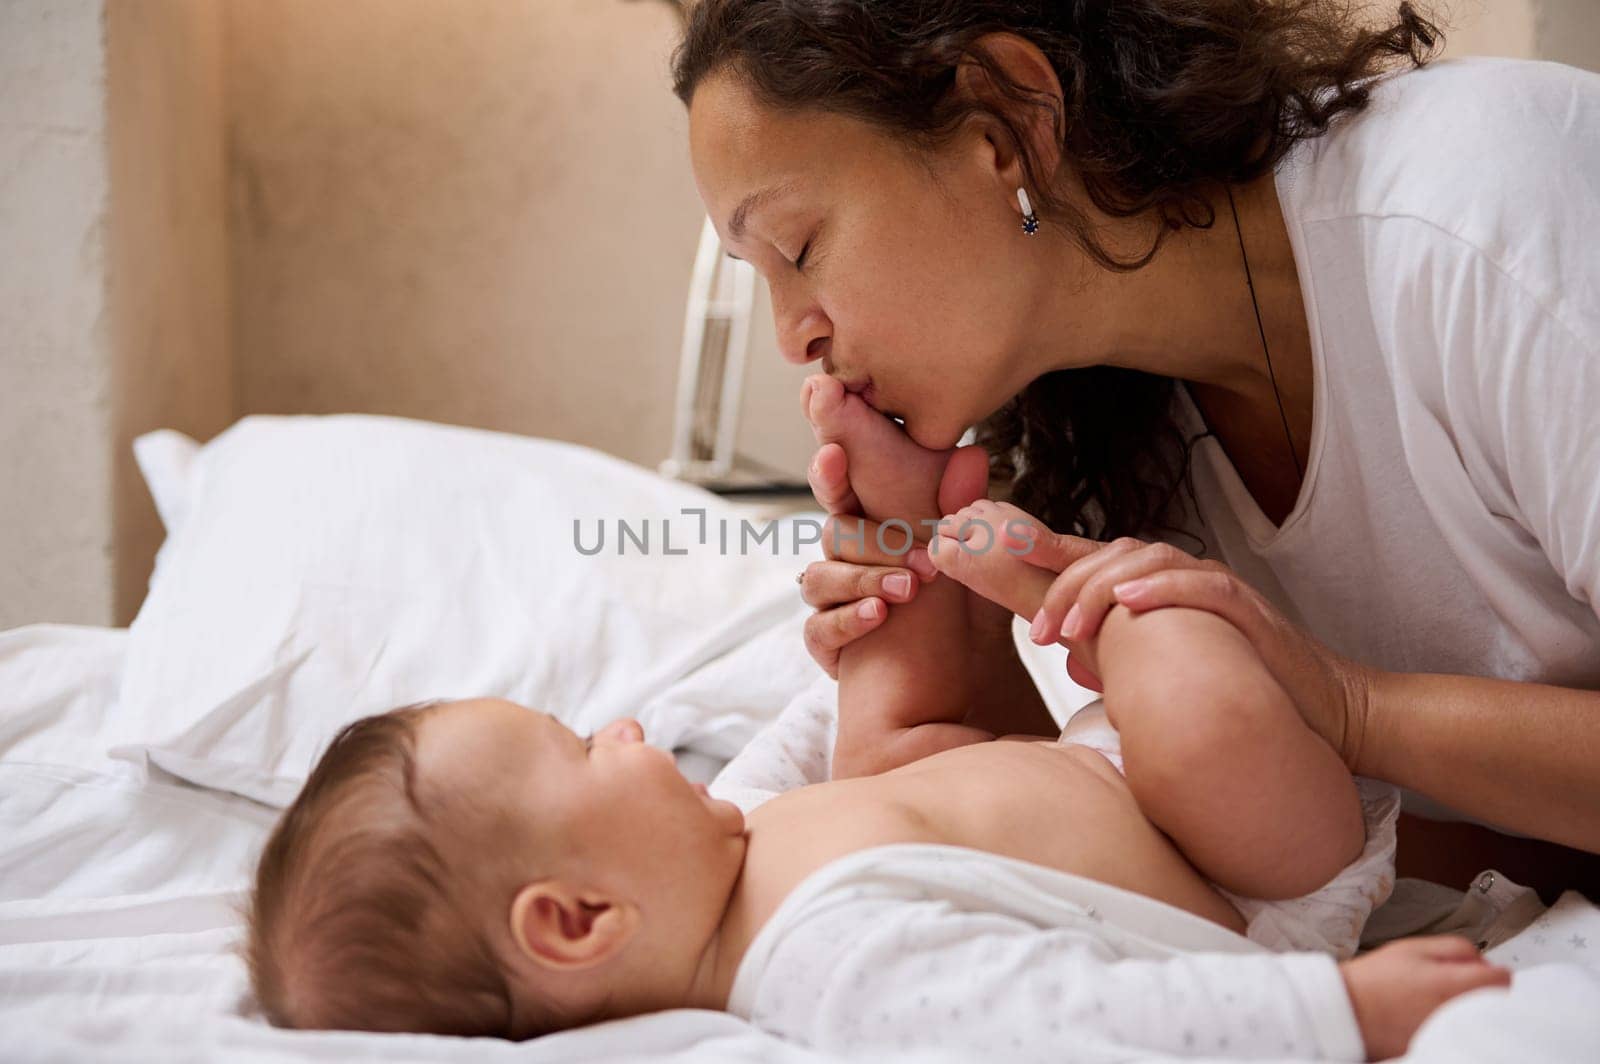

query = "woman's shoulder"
[1281, 56, 1600, 223]
[1280, 56, 1600, 343]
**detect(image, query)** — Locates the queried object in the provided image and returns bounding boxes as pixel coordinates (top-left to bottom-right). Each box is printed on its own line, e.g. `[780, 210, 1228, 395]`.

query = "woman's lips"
[843, 376, 906, 426]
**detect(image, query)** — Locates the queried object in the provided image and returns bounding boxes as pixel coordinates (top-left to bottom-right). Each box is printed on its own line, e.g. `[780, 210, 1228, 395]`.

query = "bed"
[2, 414, 1597, 1062]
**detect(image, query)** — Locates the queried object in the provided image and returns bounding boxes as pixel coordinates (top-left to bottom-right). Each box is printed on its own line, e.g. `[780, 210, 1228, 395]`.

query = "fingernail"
[907, 547, 935, 579]
[857, 599, 881, 621]
[1112, 580, 1147, 600]
[883, 573, 912, 599]
[1029, 610, 1048, 644]
[1060, 603, 1081, 640]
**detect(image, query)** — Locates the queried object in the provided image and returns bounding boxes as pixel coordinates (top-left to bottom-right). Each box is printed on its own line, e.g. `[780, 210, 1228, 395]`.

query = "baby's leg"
[1094, 605, 1365, 899]
[931, 506, 1362, 898]
[803, 378, 1052, 777]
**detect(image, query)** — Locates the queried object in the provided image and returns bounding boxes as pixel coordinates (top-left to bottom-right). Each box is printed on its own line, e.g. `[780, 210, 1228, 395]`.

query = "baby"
[247, 379, 1510, 1060]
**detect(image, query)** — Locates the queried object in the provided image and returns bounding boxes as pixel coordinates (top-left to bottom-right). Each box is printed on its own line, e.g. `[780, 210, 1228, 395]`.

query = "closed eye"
[795, 238, 813, 271]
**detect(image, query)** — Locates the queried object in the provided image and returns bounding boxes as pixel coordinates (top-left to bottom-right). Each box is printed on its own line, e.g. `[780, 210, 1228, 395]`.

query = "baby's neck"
[682, 781, 887, 1013]
[692, 852, 759, 1011]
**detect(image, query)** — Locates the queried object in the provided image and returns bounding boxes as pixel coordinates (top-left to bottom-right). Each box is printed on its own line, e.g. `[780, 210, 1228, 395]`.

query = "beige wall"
[1441, 0, 1538, 58]
[2, 0, 1597, 629]
[106, 0, 231, 623]
[224, 0, 816, 479]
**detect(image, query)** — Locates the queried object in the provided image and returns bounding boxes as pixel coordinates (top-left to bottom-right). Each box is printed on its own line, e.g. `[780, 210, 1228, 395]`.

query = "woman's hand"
[798, 441, 936, 678]
[1016, 533, 1379, 769]
[1339, 936, 1511, 1060]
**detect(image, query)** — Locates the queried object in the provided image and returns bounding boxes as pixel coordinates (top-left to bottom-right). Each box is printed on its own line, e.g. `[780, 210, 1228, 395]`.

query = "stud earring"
[1017, 187, 1039, 235]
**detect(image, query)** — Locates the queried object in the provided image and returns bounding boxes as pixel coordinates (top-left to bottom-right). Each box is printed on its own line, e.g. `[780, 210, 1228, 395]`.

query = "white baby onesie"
[727, 843, 1365, 1062]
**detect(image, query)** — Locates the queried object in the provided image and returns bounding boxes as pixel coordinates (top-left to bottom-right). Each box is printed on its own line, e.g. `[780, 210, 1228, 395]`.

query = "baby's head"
[246, 698, 747, 1038]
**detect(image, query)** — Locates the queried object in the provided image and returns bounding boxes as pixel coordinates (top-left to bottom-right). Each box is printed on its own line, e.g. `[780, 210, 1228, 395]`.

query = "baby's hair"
[245, 702, 518, 1037]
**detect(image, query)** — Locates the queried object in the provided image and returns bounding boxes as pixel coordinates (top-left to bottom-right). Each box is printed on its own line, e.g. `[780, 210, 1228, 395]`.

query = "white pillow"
[113, 415, 821, 806]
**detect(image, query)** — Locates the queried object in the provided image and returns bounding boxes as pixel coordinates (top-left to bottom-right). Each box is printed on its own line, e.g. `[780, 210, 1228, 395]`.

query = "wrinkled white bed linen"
[0, 624, 832, 1064]
[5, 623, 1600, 1062]
[3, 412, 1598, 1061]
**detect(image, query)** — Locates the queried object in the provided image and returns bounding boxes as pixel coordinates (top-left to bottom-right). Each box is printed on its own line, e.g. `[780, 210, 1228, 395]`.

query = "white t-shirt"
[1165, 57, 1600, 697]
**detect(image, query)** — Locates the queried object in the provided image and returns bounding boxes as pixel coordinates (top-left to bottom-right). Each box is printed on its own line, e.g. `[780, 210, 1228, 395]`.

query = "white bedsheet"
[0, 624, 831, 1063]
[4, 623, 1599, 1062]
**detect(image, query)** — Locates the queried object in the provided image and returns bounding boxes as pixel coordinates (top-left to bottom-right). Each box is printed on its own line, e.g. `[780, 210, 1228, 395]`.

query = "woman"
[671, 1, 1600, 891]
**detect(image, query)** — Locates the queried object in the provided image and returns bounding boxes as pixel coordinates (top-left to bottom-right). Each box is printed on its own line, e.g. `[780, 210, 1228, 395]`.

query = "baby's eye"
[584, 735, 595, 756]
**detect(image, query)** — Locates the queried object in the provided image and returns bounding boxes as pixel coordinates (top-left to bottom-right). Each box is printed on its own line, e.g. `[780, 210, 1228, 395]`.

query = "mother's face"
[688, 70, 1051, 450]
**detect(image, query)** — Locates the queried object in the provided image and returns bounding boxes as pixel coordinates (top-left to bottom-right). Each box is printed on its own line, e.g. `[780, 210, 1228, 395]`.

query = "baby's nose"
[599, 717, 644, 744]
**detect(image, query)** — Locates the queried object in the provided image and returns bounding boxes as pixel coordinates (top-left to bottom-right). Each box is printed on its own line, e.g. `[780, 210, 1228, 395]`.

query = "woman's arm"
[1001, 529, 1600, 856]
[1355, 668, 1600, 853]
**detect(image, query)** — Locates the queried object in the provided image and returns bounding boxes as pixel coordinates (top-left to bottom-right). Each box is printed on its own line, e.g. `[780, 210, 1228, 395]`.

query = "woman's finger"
[1109, 566, 1273, 646]
[821, 514, 938, 579]
[1109, 566, 1355, 752]
[799, 560, 920, 610]
[803, 598, 888, 679]
[1067, 543, 1221, 643]
[1013, 526, 1105, 573]
[808, 442, 860, 516]
[1029, 538, 1144, 645]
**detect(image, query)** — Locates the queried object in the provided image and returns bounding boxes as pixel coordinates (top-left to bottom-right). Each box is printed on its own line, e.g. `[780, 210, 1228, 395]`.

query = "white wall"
[0, 1, 116, 627]
[0, 0, 229, 629]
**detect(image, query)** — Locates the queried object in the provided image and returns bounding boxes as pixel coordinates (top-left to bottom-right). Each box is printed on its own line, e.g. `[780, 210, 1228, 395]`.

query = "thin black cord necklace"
[1225, 183, 1303, 481]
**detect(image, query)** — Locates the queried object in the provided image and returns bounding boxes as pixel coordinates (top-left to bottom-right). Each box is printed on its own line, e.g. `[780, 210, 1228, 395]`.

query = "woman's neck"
[1030, 171, 1308, 406]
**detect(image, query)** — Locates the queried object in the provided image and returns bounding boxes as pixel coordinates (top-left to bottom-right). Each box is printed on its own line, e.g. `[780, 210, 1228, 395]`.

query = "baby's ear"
[508, 881, 638, 971]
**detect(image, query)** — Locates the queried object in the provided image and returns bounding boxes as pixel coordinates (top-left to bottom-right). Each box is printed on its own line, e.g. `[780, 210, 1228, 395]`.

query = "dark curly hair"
[670, 0, 1443, 541]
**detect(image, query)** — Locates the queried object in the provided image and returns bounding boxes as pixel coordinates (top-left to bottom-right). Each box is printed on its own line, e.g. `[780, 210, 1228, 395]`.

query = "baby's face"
[413, 699, 747, 947]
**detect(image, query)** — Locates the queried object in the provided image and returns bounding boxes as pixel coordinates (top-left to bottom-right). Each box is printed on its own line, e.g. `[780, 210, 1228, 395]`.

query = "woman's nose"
[778, 312, 830, 365]
[780, 332, 832, 364]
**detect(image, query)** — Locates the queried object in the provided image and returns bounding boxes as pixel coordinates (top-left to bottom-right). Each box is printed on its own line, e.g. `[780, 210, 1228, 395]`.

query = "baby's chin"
[694, 783, 747, 836]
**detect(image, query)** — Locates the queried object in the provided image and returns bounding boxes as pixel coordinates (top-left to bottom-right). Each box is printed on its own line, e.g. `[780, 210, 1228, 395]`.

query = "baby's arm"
[761, 883, 1508, 1061]
[932, 500, 1363, 899]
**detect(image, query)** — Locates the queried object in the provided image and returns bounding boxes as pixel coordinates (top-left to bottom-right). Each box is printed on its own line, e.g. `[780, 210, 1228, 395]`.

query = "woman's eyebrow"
[724, 181, 799, 260]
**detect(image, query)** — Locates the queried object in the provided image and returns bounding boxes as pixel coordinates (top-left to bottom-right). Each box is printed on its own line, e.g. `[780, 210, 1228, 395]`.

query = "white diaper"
[1057, 698, 1399, 958]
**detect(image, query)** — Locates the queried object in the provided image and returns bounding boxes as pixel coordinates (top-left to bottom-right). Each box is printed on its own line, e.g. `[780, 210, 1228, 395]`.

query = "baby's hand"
[928, 500, 1058, 624]
[1339, 936, 1511, 1060]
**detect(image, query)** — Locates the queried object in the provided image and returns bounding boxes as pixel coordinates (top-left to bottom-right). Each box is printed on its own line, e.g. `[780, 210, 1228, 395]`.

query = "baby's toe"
[805, 374, 849, 437]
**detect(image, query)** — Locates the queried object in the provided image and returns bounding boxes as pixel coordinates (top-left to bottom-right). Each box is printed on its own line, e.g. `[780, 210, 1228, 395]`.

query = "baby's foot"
[928, 499, 1058, 621]
[804, 373, 946, 525]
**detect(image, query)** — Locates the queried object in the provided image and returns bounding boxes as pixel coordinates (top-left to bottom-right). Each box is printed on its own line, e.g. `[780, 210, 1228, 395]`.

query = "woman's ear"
[508, 880, 639, 971]
[954, 32, 1065, 191]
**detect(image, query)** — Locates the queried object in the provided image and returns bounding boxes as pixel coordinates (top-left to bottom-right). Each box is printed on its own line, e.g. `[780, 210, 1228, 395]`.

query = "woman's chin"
[905, 418, 965, 452]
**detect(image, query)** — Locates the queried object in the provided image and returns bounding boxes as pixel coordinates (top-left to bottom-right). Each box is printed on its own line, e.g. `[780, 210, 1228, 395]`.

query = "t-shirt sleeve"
[1428, 227, 1600, 618]
[746, 895, 1364, 1062]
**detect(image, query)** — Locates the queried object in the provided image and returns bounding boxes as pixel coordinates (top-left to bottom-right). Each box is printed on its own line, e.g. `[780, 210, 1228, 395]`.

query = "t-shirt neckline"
[1175, 156, 1329, 552]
